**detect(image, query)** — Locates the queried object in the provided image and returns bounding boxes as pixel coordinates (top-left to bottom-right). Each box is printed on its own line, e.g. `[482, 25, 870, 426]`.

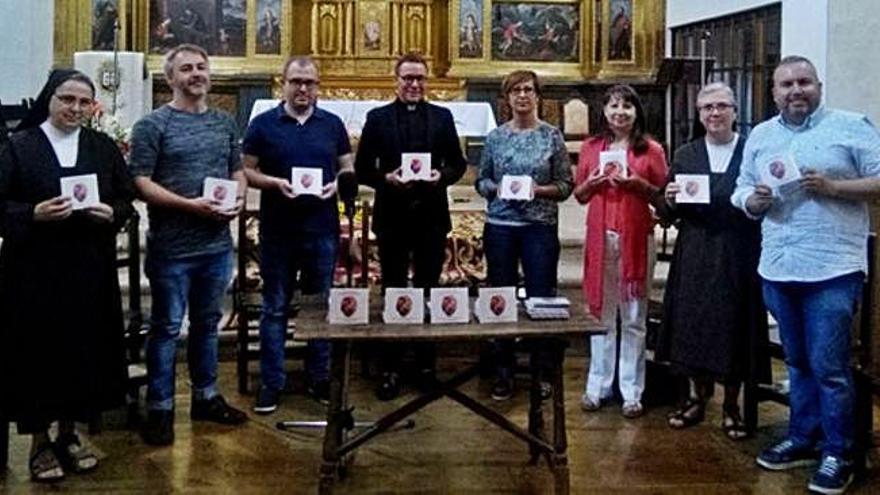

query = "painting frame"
[447, 0, 589, 79]
[128, 0, 294, 74]
[147, 0, 247, 57]
[490, 2, 580, 63]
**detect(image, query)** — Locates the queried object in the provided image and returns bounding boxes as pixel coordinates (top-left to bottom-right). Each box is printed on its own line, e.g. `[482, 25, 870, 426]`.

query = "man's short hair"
[282, 55, 319, 79]
[697, 82, 736, 107]
[776, 55, 819, 78]
[394, 51, 427, 75]
[163, 44, 209, 79]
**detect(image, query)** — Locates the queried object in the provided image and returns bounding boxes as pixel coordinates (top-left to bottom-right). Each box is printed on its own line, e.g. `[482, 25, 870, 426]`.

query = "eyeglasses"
[399, 75, 427, 84]
[287, 78, 318, 88]
[698, 102, 735, 113]
[510, 86, 536, 95]
[54, 94, 95, 108]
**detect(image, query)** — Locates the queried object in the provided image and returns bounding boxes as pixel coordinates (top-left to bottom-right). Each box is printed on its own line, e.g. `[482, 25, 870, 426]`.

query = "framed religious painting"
[147, 0, 246, 56]
[490, 2, 579, 62]
[127, 0, 293, 74]
[607, 0, 633, 61]
[255, 0, 282, 55]
[593, 0, 664, 79]
[458, 0, 484, 58]
[448, 0, 590, 79]
[92, 0, 127, 50]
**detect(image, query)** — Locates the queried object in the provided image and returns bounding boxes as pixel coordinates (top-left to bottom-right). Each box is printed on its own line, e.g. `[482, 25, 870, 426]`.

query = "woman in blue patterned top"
[475, 70, 573, 401]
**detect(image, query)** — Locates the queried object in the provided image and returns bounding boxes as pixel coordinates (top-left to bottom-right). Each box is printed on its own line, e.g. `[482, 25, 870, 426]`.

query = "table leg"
[528, 347, 545, 465]
[550, 341, 570, 495]
[319, 341, 351, 495]
[0, 411, 8, 469]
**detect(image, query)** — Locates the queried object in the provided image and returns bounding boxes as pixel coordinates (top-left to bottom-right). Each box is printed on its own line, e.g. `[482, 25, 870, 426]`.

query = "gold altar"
[54, 0, 665, 85]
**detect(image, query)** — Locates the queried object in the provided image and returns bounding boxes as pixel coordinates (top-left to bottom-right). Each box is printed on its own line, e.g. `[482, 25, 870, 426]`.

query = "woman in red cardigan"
[573, 85, 667, 418]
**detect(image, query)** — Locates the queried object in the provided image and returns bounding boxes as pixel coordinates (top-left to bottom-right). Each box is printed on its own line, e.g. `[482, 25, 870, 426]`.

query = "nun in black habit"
[0, 70, 134, 481]
[654, 82, 769, 440]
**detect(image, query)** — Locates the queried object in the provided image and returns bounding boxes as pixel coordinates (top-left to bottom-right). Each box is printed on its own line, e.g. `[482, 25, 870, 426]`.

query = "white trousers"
[585, 231, 654, 404]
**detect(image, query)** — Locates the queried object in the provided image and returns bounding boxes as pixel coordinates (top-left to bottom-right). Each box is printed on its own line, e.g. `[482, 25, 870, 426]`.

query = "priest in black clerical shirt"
[354, 51, 467, 400]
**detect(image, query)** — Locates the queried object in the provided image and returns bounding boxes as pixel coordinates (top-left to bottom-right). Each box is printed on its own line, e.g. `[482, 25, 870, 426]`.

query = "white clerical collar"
[40, 120, 80, 168]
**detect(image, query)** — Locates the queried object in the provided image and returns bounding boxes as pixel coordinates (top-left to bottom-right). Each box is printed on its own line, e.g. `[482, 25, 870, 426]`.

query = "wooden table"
[292, 307, 605, 495]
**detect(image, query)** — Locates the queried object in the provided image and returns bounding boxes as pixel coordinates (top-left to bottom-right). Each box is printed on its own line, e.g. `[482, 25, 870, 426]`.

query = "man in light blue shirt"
[731, 55, 880, 495]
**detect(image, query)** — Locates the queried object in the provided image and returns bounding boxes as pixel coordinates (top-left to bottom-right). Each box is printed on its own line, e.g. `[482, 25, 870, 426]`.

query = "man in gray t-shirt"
[129, 43, 248, 447]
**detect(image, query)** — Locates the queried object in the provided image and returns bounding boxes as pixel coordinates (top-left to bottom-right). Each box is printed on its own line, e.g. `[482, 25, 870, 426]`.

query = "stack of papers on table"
[524, 297, 571, 320]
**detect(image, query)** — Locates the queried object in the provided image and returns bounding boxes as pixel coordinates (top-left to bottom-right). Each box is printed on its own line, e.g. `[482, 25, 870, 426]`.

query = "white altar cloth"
[249, 99, 497, 137]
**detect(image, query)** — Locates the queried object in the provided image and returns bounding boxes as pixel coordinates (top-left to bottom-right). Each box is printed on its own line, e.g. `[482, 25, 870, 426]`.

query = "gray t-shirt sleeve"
[129, 116, 162, 178]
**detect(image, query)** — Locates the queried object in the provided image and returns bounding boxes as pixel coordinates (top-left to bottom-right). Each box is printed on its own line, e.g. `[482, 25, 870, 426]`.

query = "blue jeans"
[762, 271, 863, 458]
[483, 222, 560, 374]
[259, 234, 338, 391]
[145, 250, 233, 411]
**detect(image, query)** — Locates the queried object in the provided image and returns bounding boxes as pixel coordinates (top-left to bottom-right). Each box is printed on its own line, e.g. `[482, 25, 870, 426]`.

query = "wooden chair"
[562, 97, 589, 158]
[0, 98, 31, 140]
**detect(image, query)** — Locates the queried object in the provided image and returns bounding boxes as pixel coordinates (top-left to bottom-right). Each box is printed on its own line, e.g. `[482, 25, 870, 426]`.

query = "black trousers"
[376, 227, 448, 374]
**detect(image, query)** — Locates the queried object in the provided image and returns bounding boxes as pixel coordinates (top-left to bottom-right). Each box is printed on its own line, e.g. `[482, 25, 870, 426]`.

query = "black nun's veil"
[16, 69, 95, 132]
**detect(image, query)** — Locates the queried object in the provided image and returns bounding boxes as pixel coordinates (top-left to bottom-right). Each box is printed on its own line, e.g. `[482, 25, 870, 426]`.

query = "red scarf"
[577, 137, 667, 318]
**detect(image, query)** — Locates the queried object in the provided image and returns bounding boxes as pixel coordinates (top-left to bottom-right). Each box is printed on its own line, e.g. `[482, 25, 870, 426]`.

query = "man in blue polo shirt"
[242, 56, 354, 414]
[732, 55, 880, 495]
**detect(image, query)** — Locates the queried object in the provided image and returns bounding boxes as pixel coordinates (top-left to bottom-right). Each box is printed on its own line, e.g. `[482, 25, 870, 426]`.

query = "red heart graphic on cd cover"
[410, 159, 422, 174]
[489, 294, 506, 316]
[684, 180, 699, 197]
[395, 295, 412, 317]
[73, 183, 87, 203]
[603, 161, 621, 178]
[212, 185, 227, 202]
[340, 295, 358, 317]
[441, 295, 457, 316]
[509, 180, 522, 194]
[769, 160, 786, 180]
[300, 173, 313, 188]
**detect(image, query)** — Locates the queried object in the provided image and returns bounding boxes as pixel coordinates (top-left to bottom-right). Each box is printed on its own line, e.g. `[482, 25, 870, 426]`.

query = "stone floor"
[2, 358, 878, 494]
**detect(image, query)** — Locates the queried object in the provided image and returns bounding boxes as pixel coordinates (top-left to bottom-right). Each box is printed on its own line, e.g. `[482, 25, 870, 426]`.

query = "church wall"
[827, 0, 880, 123]
[666, 0, 829, 83]
[0, 0, 54, 102]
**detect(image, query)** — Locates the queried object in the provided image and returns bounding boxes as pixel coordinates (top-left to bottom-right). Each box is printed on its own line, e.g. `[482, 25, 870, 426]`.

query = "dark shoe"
[756, 439, 820, 471]
[54, 433, 98, 473]
[491, 378, 514, 401]
[667, 399, 705, 430]
[538, 381, 553, 401]
[376, 372, 400, 401]
[416, 368, 437, 393]
[142, 410, 175, 446]
[253, 386, 281, 415]
[29, 442, 65, 482]
[580, 394, 602, 412]
[808, 455, 854, 495]
[191, 395, 248, 425]
[621, 401, 645, 419]
[721, 404, 749, 440]
[307, 380, 330, 405]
